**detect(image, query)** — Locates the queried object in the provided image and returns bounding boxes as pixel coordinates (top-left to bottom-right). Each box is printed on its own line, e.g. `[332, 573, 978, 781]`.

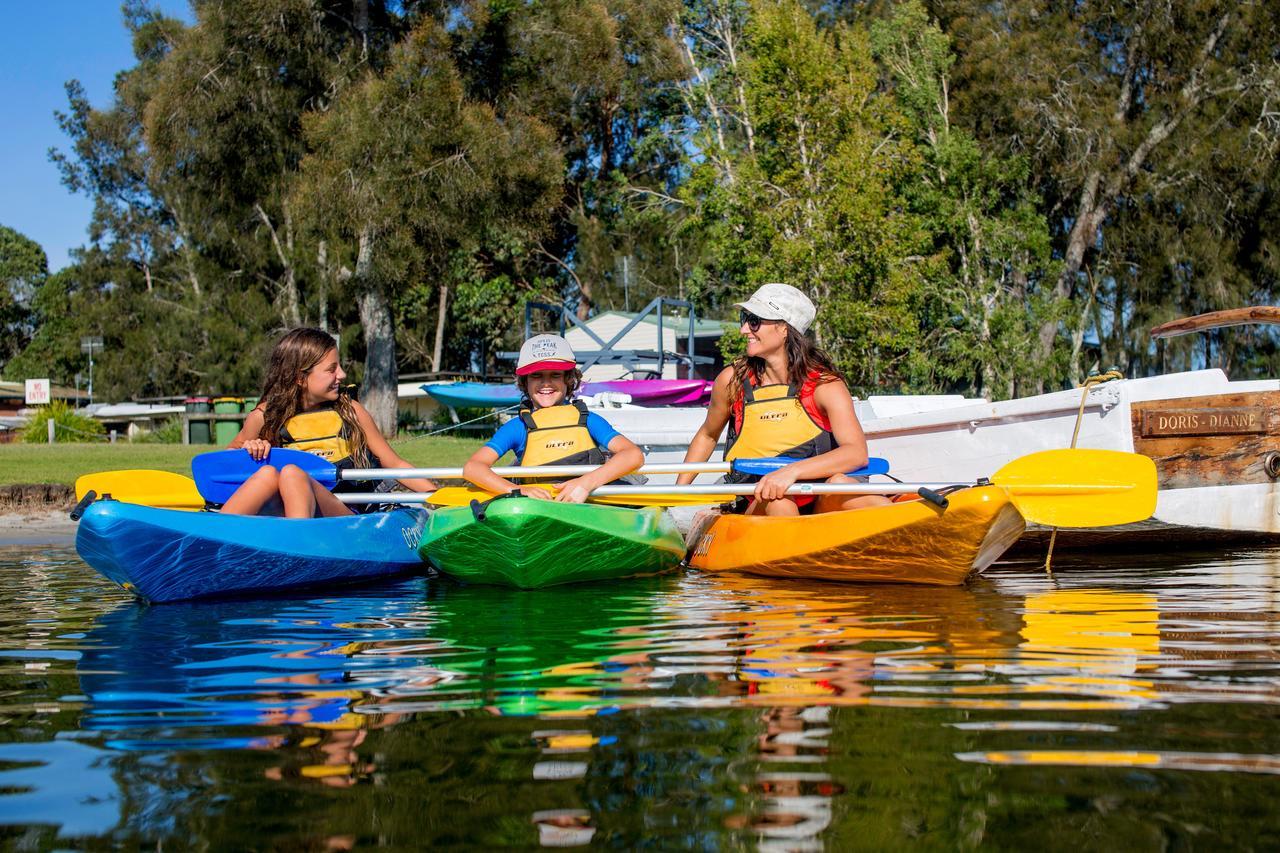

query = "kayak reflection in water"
[462, 334, 644, 503]
[222, 327, 437, 518]
[676, 284, 891, 516]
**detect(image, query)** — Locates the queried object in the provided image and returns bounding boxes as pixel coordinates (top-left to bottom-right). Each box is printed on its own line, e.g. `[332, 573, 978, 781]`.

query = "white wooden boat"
[607, 309, 1280, 545]
[865, 308, 1280, 544]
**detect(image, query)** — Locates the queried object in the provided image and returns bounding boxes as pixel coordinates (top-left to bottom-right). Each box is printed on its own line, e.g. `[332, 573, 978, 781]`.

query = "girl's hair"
[730, 323, 846, 407]
[517, 368, 584, 407]
[256, 328, 369, 466]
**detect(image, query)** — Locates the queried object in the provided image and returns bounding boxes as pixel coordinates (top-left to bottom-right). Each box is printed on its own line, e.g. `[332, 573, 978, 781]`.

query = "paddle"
[191, 446, 889, 504]
[74, 470, 205, 512]
[341, 449, 1156, 528]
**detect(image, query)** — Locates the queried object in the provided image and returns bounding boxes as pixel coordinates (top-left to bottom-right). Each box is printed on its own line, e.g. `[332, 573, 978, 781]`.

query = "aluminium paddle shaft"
[336, 461, 741, 479]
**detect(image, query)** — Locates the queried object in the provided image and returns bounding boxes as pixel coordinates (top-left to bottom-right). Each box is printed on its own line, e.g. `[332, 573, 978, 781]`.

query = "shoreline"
[0, 508, 78, 546]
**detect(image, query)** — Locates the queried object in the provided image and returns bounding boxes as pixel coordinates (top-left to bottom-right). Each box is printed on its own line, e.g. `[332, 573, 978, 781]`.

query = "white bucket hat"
[734, 283, 817, 334]
[516, 334, 578, 376]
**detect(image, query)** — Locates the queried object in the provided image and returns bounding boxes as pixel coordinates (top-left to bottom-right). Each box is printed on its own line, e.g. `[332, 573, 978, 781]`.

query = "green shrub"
[134, 416, 184, 444]
[20, 401, 106, 443]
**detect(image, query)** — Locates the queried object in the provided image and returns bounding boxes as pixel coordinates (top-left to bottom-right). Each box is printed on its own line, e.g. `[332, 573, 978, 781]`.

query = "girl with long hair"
[221, 328, 436, 517]
[676, 284, 889, 516]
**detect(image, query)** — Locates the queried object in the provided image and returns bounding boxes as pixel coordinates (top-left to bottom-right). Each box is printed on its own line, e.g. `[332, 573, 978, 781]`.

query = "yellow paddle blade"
[74, 470, 205, 512]
[992, 449, 1157, 528]
[426, 486, 733, 509]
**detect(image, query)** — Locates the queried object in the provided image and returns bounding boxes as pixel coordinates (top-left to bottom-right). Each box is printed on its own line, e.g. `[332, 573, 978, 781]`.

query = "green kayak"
[418, 497, 686, 588]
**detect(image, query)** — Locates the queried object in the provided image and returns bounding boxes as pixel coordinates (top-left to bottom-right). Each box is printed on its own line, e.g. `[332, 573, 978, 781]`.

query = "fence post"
[47, 418, 55, 444]
[109, 429, 117, 444]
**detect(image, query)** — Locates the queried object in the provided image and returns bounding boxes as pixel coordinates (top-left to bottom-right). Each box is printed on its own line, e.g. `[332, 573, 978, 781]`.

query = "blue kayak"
[75, 500, 429, 603]
[424, 382, 520, 409]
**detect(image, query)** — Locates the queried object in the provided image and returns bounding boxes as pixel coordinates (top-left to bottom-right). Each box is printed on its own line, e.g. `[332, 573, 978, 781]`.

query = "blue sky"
[1, 2, 192, 272]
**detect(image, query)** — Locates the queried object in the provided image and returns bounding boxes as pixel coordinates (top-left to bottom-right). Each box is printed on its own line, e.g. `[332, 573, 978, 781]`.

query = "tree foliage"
[10, 0, 1280, 408]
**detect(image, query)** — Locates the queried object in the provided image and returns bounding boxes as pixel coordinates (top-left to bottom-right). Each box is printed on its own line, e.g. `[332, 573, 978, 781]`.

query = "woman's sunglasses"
[739, 310, 778, 332]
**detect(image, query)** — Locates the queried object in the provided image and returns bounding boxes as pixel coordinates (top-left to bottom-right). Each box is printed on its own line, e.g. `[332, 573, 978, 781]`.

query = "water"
[0, 543, 1277, 849]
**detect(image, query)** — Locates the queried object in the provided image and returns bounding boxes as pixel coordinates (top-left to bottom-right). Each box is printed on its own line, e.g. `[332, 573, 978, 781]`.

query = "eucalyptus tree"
[937, 0, 1280, 385]
[675, 0, 936, 393]
[295, 18, 563, 434]
[869, 1, 1057, 400]
[0, 225, 46, 368]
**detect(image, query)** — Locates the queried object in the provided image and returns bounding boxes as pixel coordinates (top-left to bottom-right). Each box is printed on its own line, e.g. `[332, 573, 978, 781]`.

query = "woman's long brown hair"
[730, 324, 846, 408]
[256, 328, 369, 467]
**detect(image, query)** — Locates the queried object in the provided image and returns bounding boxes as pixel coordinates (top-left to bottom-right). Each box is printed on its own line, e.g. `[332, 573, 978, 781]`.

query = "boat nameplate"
[1131, 391, 1280, 490]
[1139, 407, 1265, 437]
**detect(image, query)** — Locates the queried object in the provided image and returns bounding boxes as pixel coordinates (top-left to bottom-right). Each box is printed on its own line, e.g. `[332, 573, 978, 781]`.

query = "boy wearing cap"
[676, 283, 889, 516]
[461, 334, 645, 503]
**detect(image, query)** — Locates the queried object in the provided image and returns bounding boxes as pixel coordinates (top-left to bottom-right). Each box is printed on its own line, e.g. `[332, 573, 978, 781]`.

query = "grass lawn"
[0, 436, 478, 485]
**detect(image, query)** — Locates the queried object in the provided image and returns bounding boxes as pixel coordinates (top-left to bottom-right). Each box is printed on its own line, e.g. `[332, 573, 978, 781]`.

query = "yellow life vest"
[725, 382, 835, 463]
[279, 406, 355, 468]
[518, 401, 606, 467]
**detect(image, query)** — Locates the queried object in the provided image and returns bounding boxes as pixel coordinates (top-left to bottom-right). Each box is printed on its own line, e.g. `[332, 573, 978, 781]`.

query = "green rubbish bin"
[242, 396, 260, 415]
[212, 396, 244, 446]
[185, 396, 212, 444]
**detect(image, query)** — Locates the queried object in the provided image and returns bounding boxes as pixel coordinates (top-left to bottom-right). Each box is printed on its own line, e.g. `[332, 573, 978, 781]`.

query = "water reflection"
[0, 544, 1276, 846]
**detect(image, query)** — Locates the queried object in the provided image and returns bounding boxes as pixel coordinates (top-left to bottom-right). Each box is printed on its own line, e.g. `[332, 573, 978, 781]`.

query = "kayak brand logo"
[545, 440, 576, 449]
[401, 525, 422, 551]
[759, 411, 789, 422]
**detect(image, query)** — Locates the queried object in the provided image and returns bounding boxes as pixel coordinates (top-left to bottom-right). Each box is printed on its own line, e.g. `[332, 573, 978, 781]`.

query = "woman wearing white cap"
[676, 283, 889, 516]
[462, 334, 644, 502]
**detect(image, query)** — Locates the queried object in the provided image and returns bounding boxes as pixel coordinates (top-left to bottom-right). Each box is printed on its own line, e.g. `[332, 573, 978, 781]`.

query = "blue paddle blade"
[731, 456, 890, 477]
[191, 448, 338, 503]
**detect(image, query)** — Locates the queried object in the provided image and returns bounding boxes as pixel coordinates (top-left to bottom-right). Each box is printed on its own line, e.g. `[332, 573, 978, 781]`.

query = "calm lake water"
[0, 540, 1277, 849]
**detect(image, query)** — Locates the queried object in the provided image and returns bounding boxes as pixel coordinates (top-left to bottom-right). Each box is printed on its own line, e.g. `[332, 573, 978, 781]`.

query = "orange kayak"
[684, 486, 1026, 586]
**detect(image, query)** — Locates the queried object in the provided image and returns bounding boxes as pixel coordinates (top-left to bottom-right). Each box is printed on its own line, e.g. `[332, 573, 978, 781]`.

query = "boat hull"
[419, 499, 686, 588]
[685, 487, 1026, 586]
[424, 380, 712, 409]
[75, 501, 429, 603]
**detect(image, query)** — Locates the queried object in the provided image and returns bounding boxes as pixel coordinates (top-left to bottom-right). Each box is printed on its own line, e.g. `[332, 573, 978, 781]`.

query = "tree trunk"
[353, 227, 397, 438]
[431, 284, 449, 373]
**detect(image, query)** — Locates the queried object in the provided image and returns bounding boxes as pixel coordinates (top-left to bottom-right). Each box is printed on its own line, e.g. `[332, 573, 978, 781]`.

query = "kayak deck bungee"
[684, 486, 1027, 586]
[75, 500, 429, 603]
[419, 497, 686, 589]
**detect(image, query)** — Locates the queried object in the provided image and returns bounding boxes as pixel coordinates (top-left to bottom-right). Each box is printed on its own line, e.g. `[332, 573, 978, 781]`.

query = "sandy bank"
[0, 509, 77, 546]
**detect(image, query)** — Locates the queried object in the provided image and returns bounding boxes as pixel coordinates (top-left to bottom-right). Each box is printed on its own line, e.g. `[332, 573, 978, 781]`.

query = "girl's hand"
[518, 485, 555, 500]
[754, 466, 800, 502]
[243, 439, 272, 461]
[553, 478, 592, 504]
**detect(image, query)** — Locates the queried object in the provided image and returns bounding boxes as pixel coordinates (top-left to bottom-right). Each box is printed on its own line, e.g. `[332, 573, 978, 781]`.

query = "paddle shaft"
[333, 481, 1129, 504]
[336, 461, 737, 480]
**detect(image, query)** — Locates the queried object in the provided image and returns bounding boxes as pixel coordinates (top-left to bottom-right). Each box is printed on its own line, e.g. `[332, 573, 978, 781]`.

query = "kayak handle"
[916, 487, 949, 509]
[70, 490, 97, 521]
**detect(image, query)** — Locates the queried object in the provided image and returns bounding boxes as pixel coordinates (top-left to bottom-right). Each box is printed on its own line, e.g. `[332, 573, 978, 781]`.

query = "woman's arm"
[751, 381, 869, 502]
[228, 408, 271, 460]
[554, 435, 644, 503]
[354, 403, 438, 492]
[675, 368, 734, 485]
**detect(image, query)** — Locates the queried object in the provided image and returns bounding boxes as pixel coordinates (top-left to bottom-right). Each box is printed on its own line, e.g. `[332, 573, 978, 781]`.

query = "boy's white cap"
[734, 283, 817, 334]
[516, 334, 578, 376]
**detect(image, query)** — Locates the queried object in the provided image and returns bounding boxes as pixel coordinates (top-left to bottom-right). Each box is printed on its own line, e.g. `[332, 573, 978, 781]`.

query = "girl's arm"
[751, 381, 870, 502]
[675, 367, 734, 485]
[462, 446, 553, 499]
[553, 435, 644, 503]
[353, 403, 438, 492]
[228, 407, 271, 460]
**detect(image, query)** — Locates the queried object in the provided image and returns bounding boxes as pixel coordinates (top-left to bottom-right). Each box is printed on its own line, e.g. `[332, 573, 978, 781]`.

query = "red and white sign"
[24, 379, 50, 405]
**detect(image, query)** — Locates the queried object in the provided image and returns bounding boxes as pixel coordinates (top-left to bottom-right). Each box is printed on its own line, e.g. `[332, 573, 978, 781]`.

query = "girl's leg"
[278, 464, 353, 518]
[221, 466, 281, 516]
[815, 473, 891, 514]
[748, 497, 801, 517]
